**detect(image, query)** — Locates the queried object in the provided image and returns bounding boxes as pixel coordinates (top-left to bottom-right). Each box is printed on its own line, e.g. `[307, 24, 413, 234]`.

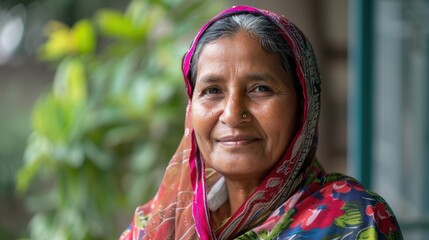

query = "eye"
[253, 85, 271, 92]
[203, 87, 221, 95]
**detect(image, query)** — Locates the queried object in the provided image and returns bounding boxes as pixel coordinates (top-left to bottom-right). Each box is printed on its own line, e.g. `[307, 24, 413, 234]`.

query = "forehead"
[195, 31, 290, 87]
[197, 31, 282, 70]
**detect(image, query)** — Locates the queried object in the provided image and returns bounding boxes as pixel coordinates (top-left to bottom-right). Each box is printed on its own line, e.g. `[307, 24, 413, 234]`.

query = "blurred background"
[0, 0, 427, 239]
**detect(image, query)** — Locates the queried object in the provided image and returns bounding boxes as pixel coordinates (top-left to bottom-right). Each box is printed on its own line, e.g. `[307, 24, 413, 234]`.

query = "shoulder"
[240, 173, 404, 239]
[320, 173, 390, 205]
[315, 173, 403, 239]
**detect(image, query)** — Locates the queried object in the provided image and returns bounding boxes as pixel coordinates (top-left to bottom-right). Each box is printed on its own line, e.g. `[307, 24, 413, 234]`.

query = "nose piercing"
[242, 112, 247, 119]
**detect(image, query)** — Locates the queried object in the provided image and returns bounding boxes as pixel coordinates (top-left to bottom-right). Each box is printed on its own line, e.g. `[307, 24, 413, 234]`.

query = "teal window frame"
[348, 0, 374, 189]
[348, 0, 429, 238]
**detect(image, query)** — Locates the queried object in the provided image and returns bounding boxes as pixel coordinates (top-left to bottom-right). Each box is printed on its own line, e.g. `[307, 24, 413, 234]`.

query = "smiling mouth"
[216, 136, 260, 146]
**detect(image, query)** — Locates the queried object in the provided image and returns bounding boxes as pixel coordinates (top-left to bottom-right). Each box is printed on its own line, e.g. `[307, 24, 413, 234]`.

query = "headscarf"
[120, 5, 402, 240]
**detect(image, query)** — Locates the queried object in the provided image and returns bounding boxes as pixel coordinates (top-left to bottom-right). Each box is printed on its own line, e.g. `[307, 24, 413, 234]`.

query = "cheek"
[191, 102, 216, 139]
[262, 102, 298, 150]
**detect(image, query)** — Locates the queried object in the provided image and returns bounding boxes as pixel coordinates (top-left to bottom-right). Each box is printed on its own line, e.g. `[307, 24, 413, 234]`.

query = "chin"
[211, 159, 265, 177]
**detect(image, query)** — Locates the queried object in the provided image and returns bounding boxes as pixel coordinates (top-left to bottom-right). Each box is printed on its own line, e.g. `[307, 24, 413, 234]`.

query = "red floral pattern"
[366, 202, 398, 234]
[290, 196, 345, 230]
[250, 176, 403, 239]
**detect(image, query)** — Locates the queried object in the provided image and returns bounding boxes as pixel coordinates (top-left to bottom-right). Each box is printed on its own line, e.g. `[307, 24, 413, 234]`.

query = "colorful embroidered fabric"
[119, 5, 403, 240]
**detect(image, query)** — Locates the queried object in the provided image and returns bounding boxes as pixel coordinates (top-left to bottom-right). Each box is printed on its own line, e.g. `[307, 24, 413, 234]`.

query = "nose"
[219, 93, 250, 127]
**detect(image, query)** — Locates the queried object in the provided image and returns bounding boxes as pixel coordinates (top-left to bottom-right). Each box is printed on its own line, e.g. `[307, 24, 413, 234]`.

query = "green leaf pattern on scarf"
[335, 203, 362, 228]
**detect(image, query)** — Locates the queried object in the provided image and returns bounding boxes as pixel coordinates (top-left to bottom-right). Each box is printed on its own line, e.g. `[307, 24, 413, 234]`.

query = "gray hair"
[190, 13, 299, 91]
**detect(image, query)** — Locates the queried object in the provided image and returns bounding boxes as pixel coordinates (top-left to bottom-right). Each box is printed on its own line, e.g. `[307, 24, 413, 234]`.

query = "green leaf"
[72, 19, 96, 54]
[31, 58, 88, 143]
[263, 209, 296, 239]
[38, 20, 96, 61]
[16, 142, 48, 194]
[38, 21, 73, 60]
[31, 94, 62, 140]
[96, 9, 143, 40]
[357, 226, 378, 240]
[335, 203, 362, 228]
[109, 53, 138, 94]
[53, 58, 87, 105]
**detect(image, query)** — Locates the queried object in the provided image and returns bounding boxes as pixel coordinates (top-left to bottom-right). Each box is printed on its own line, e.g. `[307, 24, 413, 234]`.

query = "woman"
[120, 6, 403, 239]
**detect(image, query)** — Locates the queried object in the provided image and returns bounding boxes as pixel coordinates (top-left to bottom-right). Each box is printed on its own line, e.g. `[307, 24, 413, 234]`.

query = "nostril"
[219, 94, 250, 126]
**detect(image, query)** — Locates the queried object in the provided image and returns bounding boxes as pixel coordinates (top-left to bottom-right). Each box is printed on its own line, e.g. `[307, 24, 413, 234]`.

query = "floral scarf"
[120, 5, 403, 240]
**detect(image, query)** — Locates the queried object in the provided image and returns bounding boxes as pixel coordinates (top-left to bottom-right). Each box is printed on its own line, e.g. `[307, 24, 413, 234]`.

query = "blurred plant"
[16, 0, 224, 239]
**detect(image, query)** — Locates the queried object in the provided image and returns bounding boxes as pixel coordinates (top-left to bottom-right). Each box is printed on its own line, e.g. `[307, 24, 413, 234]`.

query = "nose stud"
[242, 112, 247, 119]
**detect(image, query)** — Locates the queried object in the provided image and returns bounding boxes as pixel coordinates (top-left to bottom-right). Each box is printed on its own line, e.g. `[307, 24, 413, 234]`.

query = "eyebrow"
[196, 74, 223, 85]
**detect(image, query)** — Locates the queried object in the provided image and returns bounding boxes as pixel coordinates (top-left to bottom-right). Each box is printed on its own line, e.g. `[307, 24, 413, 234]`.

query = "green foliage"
[16, 0, 225, 239]
[39, 20, 95, 60]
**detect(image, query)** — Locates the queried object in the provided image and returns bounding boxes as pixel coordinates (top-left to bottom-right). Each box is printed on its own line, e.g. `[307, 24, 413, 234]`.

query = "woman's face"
[191, 30, 298, 182]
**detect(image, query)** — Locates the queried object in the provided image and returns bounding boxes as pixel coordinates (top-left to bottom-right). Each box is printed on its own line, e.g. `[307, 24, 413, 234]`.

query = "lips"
[216, 135, 260, 146]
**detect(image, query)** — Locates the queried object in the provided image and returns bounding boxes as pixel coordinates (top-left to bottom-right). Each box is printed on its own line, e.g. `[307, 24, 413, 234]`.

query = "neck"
[210, 177, 260, 230]
[224, 178, 259, 214]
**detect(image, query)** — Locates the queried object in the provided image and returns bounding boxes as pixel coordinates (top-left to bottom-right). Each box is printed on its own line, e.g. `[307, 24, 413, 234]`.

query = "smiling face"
[191, 30, 298, 183]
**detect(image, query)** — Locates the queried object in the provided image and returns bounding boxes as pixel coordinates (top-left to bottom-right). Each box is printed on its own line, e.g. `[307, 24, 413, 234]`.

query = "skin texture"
[191, 30, 298, 216]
